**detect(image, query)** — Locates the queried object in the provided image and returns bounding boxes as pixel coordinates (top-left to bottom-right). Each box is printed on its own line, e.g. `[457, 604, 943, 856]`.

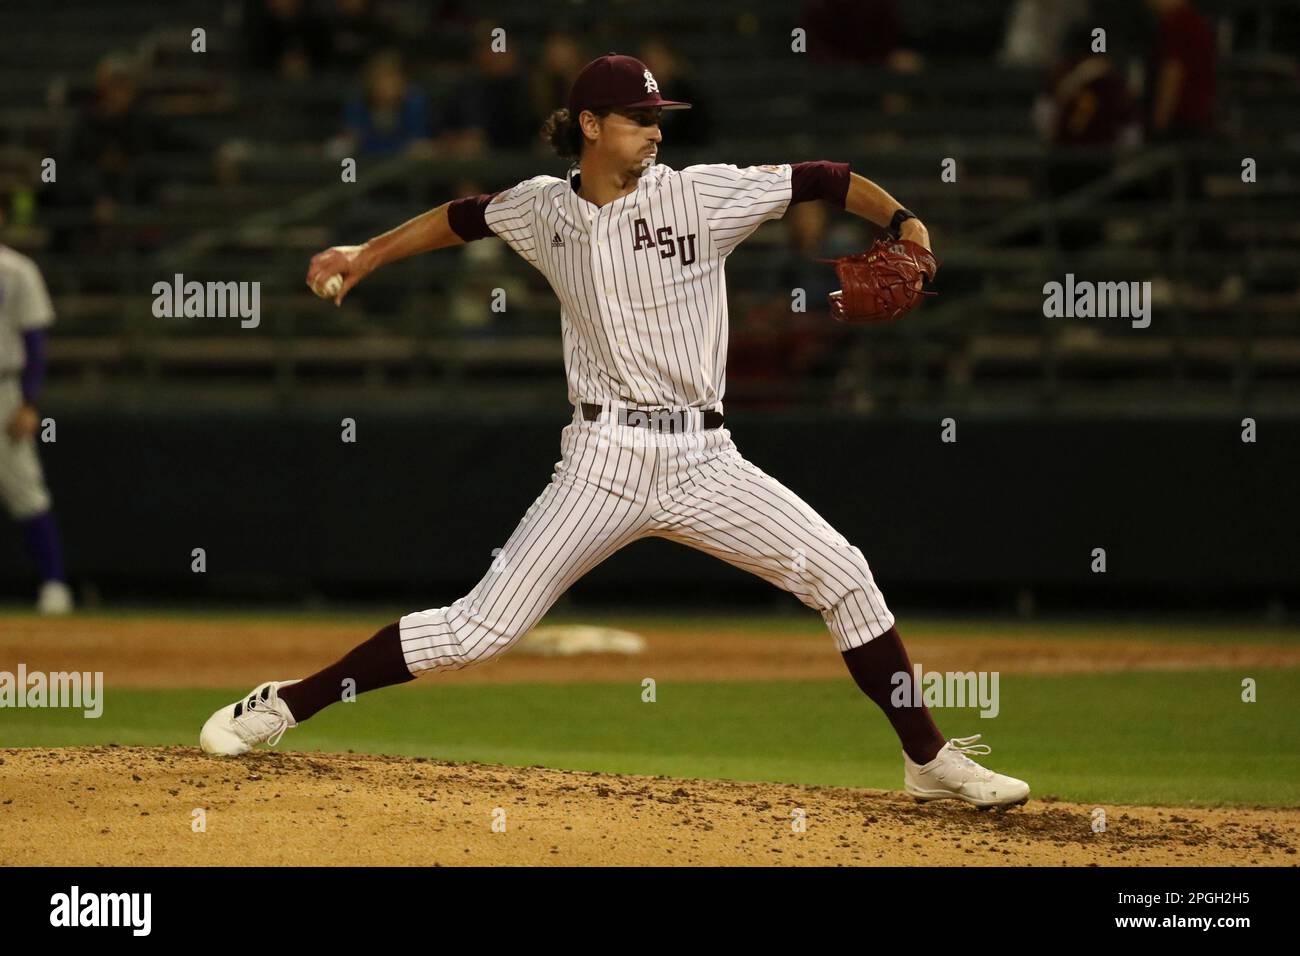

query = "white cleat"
[37, 580, 74, 615]
[200, 680, 301, 756]
[904, 734, 1030, 810]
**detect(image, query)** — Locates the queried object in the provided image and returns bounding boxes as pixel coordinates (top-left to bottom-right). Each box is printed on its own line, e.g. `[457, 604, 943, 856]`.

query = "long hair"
[541, 106, 612, 161]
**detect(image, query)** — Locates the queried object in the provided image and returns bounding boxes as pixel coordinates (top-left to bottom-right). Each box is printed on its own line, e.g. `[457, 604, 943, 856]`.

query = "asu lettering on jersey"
[473, 162, 800, 412]
[631, 218, 696, 265]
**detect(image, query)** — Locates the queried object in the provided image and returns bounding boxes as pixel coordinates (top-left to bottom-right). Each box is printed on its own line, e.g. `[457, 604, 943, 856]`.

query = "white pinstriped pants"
[399, 403, 895, 673]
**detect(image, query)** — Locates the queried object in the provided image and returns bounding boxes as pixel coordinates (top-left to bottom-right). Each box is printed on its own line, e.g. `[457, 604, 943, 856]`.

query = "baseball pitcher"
[201, 54, 1028, 809]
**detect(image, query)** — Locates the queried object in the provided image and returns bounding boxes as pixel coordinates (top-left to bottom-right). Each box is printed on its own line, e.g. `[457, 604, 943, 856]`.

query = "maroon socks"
[841, 624, 946, 765]
[278, 618, 945, 768]
[278, 621, 414, 723]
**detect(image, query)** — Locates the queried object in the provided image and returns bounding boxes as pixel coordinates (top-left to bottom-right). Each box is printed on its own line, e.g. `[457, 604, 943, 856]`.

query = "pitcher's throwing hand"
[306, 244, 369, 305]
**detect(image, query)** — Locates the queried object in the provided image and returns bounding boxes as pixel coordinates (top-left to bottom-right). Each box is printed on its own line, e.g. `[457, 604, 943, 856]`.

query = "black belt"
[581, 402, 723, 431]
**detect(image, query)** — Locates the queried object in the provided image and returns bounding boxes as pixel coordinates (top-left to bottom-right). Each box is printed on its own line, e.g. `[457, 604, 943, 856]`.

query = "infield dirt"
[6, 616, 1300, 687]
[2, 746, 1297, 866]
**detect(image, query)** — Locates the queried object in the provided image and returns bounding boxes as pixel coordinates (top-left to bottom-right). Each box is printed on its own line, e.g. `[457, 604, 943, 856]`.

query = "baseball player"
[0, 235, 73, 615]
[202, 54, 1029, 809]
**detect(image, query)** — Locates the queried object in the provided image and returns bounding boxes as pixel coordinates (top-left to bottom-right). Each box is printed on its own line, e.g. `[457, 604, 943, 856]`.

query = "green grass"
[4, 670, 1297, 808]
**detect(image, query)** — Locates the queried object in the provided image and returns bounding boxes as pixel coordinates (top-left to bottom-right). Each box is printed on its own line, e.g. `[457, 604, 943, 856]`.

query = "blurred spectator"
[802, 0, 922, 71]
[803, 0, 922, 123]
[1036, 29, 1139, 249]
[54, 55, 181, 254]
[68, 56, 151, 194]
[442, 34, 535, 153]
[637, 38, 711, 148]
[531, 32, 586, 122]
[1000, 0, 1091, 68]
[1044, 34, 1139, 148]
[325, 0, 393, 73]
[780, 201, 847, 306]
[342, 51, 435, 157]
[726, 300, 824, 410]
[1136, 0, 1217, 263]
[243, 0, 331, 80]
[1144, 0, 1216, 140]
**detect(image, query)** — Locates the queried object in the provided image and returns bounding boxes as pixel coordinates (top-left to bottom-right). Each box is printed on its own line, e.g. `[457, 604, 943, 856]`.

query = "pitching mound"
[2, 747, 1296, 866]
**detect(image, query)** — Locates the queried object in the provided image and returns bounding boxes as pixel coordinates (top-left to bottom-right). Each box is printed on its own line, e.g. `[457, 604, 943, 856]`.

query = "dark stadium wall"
[2, 409, 1297, 609]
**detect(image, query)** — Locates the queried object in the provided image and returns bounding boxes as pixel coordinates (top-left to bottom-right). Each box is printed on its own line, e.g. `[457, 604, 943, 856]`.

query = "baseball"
[316, 274, 342, 299]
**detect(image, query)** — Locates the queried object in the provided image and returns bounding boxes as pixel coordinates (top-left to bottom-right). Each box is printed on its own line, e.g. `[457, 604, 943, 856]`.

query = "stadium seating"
[1, 0, 1296, 415]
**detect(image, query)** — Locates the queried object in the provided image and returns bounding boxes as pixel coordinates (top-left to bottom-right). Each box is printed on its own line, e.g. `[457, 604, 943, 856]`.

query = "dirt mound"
[2, 747, 1296, 866]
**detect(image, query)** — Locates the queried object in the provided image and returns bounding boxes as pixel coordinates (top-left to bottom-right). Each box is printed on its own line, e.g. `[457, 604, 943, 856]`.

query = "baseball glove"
[821, 238, 939, 324]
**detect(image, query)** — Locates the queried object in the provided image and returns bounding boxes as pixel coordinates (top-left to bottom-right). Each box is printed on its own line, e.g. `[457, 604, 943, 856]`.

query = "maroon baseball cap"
[566, 54, 692, 116]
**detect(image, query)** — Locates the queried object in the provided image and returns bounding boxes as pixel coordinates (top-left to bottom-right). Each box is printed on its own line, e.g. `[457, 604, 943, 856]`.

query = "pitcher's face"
[592, 107, 663, 177]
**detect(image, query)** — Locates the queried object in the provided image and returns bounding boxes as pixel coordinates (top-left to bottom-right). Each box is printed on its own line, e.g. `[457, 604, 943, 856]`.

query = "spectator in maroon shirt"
[804, 0, 896, 64]
[728, 202, 849, 410]
[802, 0, 923, 72]
[1047, 37, 1139, 149]
[1145, 0, 1217, 140]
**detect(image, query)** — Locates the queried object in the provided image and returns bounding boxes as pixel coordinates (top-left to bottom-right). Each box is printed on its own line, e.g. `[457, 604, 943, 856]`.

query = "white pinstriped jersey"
[482, 162, 794, 412]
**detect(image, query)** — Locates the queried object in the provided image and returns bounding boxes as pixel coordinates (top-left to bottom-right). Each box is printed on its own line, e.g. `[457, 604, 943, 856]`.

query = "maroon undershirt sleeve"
[452, 167, 845, 235]
[789, 161, 851, 207]
[446, 192, 500, 242]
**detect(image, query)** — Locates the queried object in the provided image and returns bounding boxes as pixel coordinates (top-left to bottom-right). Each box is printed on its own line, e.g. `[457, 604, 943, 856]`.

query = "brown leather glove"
[822, 238, 939, 324]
